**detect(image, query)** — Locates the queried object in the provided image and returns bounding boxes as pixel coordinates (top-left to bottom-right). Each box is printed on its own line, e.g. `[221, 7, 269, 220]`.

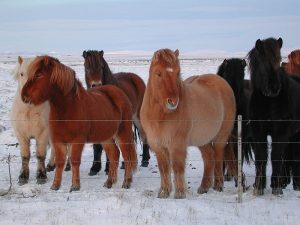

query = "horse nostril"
[91, 84, 96, 88]
[167, 98, 175, 106]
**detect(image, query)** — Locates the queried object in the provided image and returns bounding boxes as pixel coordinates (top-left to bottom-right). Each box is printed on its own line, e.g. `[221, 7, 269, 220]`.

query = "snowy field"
[0, 53, 299, 225]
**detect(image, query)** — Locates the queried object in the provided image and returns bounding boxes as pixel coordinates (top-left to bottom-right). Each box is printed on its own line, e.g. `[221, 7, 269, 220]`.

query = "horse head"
[217, 58, 246, 100]
[12, 56, 35, 91]
[247, 37, 283, 97]
[21, 55, 75, 105]
[289, 50, 300, 65]
[149, 48, 181, 112]
[83, 50, 109, 88]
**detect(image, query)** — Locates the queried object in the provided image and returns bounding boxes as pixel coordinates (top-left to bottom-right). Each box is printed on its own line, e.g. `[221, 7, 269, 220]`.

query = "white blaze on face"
[166, 67, 174, 73]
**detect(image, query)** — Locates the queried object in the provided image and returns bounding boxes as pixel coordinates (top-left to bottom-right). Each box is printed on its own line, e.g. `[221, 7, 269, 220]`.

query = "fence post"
[237, 115, 243, 203]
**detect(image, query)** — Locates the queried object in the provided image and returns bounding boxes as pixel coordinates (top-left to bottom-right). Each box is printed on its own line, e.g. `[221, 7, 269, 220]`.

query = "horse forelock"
[84, 50, 103, 69]
[151, 49, 180, 70]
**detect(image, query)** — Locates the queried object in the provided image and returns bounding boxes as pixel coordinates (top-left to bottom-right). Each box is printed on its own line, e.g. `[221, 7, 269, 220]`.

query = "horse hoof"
[272, 188, 283, 196]
[157, 189, 170, 198]
[122, 182, 131, 189]
[253, 188, 264, 196]
[120, 162, 125, 170]
[50, 185, 60, 191]
[293, 186, 300, 191]
[88, 170, 98, 176]
[174, 191, 186, 199]
[213, 186, 223, 192]
[224, 175, 233, 182]
[46, 164, 55, 172]
[70, 185, 80, 192]
[18, 178, 28, 186]
[140, 161, 149, 167]
[64, 163, 71, 171]
[36, 177, 47, 185]
[104, 180, 113, 189]
[197, 187, 208, 194]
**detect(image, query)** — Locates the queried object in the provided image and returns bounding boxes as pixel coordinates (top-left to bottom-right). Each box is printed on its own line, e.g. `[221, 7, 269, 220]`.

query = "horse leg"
[89, 144, 103, 176]
[36, 134, 48, 184]
[213, 142, 226, 192]
[155, 147, 172, 198]
[69, 143, 84, 192]
[18, 137, 30, 185]
[46, 141, 56, 172]
[102, 142, 119, 188]
[116, 131, 137, 189]
[170, 144, 187, 199]
[252, 139, 268, 195]
[134, 120, 150, 167]
[198, 144, 214, 194]
[51, 142, 67, 190]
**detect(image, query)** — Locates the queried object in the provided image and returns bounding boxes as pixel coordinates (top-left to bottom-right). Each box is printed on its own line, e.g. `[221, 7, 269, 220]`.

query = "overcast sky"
[0, 0, 299, 55]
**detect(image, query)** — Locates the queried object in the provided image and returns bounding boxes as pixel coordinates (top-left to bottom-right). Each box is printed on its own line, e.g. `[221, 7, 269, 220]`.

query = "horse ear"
[18, 56, 23, 64]
[174, 49, 179, 57]
[223, 59, 228, 67]
[99, 50, 104, 57]
[277, 38, 283, 48]
[242, 59, 247, 68]
[82, 51, 87, 58]
[255, 39, 263, 52]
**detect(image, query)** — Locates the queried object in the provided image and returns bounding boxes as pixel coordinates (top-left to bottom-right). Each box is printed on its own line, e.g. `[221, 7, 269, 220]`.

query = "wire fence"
[1, 116, 300, 202]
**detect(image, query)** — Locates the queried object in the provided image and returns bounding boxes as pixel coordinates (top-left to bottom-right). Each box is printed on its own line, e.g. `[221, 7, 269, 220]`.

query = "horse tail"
[223, 136, 238, 178]
[102, 85, 138, 172]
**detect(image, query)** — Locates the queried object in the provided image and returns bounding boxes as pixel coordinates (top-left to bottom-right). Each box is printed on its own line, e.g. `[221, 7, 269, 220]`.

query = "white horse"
[10, 56, 55, 184]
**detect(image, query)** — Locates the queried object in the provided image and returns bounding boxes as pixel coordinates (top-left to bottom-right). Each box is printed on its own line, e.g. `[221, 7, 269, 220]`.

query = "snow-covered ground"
[0, 53, 298, 225]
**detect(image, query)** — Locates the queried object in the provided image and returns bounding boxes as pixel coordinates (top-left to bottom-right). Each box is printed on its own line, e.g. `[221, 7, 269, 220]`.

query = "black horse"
[82, 50, 150, 175]
[217, 58, 253, 189]
[247, 37, 300, 195]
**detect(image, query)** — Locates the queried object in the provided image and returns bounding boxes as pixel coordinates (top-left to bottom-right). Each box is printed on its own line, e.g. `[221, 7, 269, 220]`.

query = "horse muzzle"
[91, 81, 102, 88]
[22, 95, 32, 105]
[166, 98, 179, 111]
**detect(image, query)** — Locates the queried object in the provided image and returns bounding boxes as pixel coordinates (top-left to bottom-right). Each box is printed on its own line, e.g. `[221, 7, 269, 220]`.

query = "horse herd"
[9, 37, 300, 198]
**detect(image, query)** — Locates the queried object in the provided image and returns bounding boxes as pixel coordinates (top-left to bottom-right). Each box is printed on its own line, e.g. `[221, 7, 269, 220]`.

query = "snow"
[0, 53, 299, 225]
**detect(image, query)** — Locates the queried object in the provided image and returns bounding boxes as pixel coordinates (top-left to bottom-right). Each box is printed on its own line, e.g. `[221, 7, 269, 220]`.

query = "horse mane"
[28, 56, 78, 96]
[289, 49, 300, 65]
[83, 50, 117, 85]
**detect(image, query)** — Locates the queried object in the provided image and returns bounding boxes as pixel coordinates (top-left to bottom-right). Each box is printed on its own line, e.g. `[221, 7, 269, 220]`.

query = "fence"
[0, 116, 299, 203]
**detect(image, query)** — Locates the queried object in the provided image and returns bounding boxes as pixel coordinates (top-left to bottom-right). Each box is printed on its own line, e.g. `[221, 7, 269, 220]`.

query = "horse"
[82, 50, 150, 176]
[21, 55, 137, 191]
[10, 56, 51, 185]
[217, 58, 253, 189]
[282, 49, 300, 76]
[140, 49, 236, 198]
[247, 37, 300, 195]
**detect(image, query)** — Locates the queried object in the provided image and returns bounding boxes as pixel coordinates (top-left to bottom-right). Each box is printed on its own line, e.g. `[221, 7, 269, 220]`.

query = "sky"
[0, 0, 299, 55]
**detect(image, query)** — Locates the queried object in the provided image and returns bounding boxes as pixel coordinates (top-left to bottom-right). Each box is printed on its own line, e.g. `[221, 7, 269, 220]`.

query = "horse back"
[114, 72, 146, 116]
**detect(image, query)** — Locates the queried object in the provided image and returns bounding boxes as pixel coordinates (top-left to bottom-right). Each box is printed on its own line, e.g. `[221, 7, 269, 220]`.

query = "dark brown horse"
[21, 56, 137, 191]
[82, 50, 150, 175]
[141, 49, 236, 198]
[282, 49, 300, 76]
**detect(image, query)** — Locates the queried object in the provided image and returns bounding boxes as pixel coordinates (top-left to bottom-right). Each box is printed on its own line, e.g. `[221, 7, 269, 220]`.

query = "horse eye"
[20, 73, 24, 77]
[156, 72, 161, 77]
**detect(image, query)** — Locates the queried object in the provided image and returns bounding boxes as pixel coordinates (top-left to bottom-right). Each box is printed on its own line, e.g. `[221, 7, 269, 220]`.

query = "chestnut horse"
[140, 49, 236, 198]
[282, 49, 300, 76]
[21, 56, 137, 191]
[10, 56, 51, 185]
[82, 50, 150, 176]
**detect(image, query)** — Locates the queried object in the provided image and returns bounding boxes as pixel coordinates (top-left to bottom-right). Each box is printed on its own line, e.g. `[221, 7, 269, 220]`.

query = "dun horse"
[247, 37, 300, 195]
[10, 56, 51, 184]
[141, 49, 236, 198]
[83, 50, 150, 175]
[21, 56, 137, 191]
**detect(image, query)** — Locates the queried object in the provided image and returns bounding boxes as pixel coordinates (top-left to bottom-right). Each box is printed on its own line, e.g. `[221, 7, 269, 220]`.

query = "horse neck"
[103, 59, 117, 85]
[49, 81, 83, 116]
